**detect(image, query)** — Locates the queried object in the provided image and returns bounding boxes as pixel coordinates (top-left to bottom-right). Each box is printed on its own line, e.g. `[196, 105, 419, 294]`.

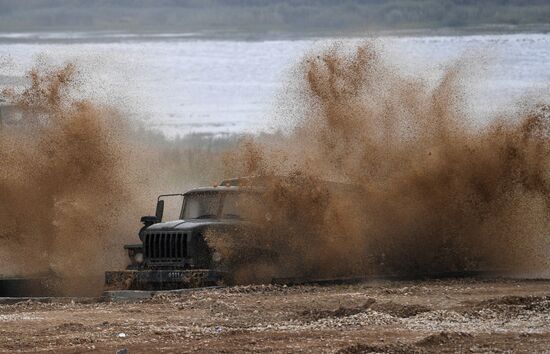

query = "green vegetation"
[0, 0, 549, 35]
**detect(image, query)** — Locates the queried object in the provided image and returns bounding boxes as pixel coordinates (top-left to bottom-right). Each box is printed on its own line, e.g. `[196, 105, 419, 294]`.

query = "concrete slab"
[102, 286, 224, 301]
[102, 290, 154, 301]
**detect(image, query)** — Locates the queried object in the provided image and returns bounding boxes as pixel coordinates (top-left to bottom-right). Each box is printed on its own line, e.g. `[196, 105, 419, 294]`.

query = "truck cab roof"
[183, 185, 262, 195]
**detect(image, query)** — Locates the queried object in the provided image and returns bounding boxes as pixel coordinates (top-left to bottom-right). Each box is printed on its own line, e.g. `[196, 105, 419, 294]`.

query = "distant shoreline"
[0, 24, 549, 44]
[3, 0, 550, 43]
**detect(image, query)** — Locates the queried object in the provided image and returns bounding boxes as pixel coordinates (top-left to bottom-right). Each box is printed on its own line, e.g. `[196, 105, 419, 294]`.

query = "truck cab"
[106, 179, 265, 290]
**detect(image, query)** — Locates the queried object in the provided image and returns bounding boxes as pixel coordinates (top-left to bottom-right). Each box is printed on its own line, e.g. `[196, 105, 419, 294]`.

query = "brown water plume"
[2, 42, 549, 292]
[217, 42, 550, 281]
[0, 60, 231, 294]
[0, 62, 141, 294]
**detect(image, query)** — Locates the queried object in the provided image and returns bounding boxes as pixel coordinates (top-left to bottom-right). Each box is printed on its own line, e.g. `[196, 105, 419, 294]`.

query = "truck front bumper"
[104, 269, 225, 290]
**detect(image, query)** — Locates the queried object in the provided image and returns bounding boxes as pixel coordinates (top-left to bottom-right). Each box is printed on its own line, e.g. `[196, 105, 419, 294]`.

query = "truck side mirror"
[155, 199, 164, 222]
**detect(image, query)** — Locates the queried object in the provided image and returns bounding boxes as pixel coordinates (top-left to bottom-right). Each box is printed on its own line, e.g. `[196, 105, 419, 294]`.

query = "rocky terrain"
[1, 278, 550, 353]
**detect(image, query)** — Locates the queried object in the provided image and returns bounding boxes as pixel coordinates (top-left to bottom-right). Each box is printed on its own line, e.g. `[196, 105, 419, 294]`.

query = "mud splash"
[215, 42, 550, 281]
[0, 60, 231, 295]
[2, 42, 549, 292]
[0, 62, 141, 295]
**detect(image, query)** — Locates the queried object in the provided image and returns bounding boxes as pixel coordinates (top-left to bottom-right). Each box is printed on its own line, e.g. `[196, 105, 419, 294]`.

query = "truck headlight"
[134, 252, 144, 264]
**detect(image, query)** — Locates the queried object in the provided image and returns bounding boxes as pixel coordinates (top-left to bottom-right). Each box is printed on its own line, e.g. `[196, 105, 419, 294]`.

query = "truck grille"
[144, 232, 187, 263]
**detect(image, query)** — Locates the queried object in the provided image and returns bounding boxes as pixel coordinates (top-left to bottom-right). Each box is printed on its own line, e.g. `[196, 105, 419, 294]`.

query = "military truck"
[105, 177, 272, 290]
[105, 175, 364, 290]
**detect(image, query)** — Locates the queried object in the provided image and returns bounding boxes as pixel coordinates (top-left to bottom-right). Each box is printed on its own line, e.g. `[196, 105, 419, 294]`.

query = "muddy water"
[0, 63, 143, 294]
[218, 42, 550, 282]
[0, 61, 227, 295]
[1, 38, 550, 294]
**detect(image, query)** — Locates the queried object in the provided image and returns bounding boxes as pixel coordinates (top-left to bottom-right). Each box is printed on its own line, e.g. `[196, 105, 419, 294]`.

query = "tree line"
[0, 0, 549, 33]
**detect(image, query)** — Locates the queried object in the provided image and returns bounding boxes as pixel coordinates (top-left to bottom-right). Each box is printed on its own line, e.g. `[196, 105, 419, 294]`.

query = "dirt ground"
[1, 278, 550, 353]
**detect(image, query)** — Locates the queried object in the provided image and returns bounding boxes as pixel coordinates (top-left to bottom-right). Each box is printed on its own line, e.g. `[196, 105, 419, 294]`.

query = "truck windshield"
[221, 192, 264, 220]
[221, 193, 243, 219]
[181, 193, 220, 219]
[181, 191, 262, 220]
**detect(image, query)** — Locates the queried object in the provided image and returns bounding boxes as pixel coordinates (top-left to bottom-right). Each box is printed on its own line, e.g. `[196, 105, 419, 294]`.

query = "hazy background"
[1, 1, 550, 285]
[1, 1, 550, 151]
[0, 0, 549, 36]
[1, 1, 550, 156]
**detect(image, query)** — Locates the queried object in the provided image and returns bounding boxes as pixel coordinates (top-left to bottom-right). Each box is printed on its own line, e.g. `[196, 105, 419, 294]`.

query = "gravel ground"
[1, 278, 550, 353]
